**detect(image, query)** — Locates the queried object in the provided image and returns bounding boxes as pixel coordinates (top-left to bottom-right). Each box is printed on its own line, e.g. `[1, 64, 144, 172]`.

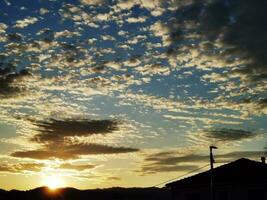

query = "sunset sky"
[0, 0, 266, 190]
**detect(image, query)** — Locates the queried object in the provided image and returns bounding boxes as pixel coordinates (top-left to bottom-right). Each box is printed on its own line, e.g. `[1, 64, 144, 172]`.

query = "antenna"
[210, 145, 218, 200]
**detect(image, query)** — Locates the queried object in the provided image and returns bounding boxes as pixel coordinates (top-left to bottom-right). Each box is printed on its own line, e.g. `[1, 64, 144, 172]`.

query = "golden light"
[42, 175, 65, 190]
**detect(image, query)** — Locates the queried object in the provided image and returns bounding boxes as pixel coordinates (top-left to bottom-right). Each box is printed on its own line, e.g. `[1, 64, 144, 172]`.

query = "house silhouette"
[166, 158, 267, 200]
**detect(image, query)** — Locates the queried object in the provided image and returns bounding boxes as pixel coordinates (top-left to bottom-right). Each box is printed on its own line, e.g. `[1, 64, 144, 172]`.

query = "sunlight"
[42, 175, 65, 190]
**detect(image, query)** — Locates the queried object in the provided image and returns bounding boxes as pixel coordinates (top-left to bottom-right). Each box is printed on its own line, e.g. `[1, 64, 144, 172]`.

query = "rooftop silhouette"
[167, 158, 267, 188]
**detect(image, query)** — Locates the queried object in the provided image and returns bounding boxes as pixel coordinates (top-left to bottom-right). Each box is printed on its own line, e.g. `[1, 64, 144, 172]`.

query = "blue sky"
[0, 0, 266, 190]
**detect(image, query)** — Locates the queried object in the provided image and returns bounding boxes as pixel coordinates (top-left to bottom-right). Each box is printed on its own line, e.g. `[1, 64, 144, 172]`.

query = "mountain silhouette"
[0, 186, 171, 200]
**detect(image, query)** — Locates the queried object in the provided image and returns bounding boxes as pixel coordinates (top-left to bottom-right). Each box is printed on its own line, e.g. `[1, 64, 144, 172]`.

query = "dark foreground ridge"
[0, 187, 171, 200]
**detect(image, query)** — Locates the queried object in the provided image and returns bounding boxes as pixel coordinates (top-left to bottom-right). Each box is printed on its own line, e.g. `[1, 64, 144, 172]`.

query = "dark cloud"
[11, 150, 75, 160]
[139, 151, 207, 174]
[204, 128, 259, 141]
[139, 150, 266, 174]
[139, 164, 198, 174]
[216, 151, 267, 160]
[169, 0, 267, 80]
[7, 33, 23, 42]
[257, 98, 267, 110]
[0, 163, 44, 173]
[32, 118, 119, 143]
[0, 68, 31, 98]
[11, 143, 139, 160]
[66, 143, 139, 155]
[145, 153, 208, 165]
[11, 118, 138, 160]
[37, 28, 54, 43]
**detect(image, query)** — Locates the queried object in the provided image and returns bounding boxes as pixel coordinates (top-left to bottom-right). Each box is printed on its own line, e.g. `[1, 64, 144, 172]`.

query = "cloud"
[139, 149, 266, 174]
[11, 118, 139, 160]
[39, 8, 49, 15]
[145, 153, 208, 165]
[107, 176, 121, 181]
[258, 98, 267, 110]
[138, 150, 207, 174]
[7, 33, 23, 42]
[32, 118, 119, 143]
[11, 143, 139, 160]
[0, 23, 8, 33]
[54, 30, 81, 39]
[135, 64, 170, 76]
[80, 0, 105, 5]
[0, 163, 44, 173]
[150, 21, 171, 46]
[123, 56, 141, 67]
[204, 128, 260, 141]
[217, 151, 267, 161]
[59, 163, 96, 171]
[139, 164, 197, 174]
[169, 0, 267, 81]
[116, 0, 166, 16]
[11, 150, 65, 160]
[13, 17, 38, 29]
[0, 69, 32, 98]
[126, 16, 147, 23]
[66, 143, 139, 155]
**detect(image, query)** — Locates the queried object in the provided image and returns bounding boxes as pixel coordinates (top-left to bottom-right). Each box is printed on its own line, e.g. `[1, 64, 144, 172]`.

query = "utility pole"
[210, 145, 218, 200]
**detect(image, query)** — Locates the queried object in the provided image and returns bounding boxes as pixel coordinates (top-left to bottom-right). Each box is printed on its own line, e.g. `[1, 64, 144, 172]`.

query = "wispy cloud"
[59, 163, 96, 171]
[0, 163, 44, 173]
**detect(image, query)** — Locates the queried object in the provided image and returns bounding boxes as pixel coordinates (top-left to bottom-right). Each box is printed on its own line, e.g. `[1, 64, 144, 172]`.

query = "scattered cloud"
[169, 0, 267, 81]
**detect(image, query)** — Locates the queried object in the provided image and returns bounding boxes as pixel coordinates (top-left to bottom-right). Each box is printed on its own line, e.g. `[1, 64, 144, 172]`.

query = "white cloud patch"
[0, 23, 8, 33]
[40, 8, 49, 15]
[150, 21, 171, 46]
[80, 0, 105, 5]
[126, 16, 147, 23]
[116, 0, 166, 16]
[13, 17, 38, 29]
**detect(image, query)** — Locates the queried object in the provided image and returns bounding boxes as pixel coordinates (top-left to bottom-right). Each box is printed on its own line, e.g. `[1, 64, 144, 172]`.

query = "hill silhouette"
[0, 187, 171, 200]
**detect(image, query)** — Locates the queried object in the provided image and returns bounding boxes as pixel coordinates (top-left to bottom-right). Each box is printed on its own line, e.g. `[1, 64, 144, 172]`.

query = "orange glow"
[42, 175, 65, 190]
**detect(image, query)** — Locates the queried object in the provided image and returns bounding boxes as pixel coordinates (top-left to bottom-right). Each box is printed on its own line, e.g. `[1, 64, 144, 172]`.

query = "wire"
[152, 163, 210, 188]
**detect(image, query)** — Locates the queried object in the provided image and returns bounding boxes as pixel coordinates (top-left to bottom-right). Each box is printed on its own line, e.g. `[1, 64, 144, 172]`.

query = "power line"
[152, 163, 210, 188]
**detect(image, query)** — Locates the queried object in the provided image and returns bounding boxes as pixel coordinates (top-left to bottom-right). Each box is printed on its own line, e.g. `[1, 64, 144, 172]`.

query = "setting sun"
[42, 175, 65, 190]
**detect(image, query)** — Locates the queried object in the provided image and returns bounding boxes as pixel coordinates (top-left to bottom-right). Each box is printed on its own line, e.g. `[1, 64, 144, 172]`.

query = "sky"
[0, 0, 267, 190]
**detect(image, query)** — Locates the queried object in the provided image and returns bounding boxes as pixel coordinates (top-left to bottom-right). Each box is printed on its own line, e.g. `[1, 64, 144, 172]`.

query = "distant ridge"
[0, 186, 171, 200]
